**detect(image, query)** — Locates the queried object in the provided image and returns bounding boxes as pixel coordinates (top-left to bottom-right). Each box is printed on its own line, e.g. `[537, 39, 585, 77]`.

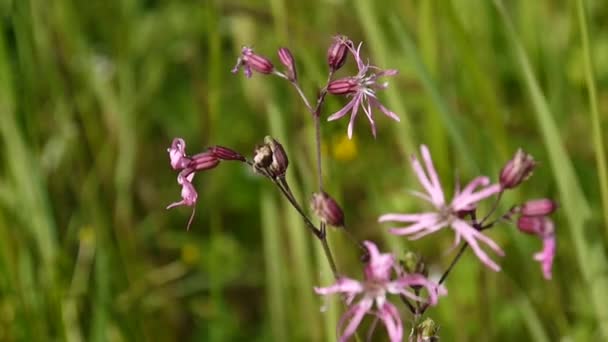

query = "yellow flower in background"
[181, 243, 200, 265]
[332, 134, 358, 161]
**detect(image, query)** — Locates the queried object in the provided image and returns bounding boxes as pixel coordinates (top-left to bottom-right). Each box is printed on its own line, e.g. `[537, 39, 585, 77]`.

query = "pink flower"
[517, 216, 556, 280]
[379, 145, 505, 271]
[314, 241, 445, 342]
[326, 42, 400, 139]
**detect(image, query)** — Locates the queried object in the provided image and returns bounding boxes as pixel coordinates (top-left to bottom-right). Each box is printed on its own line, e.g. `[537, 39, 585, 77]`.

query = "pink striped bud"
[266, 136, 289, 178]
[327, 78, 359, 95]
[311, 192, 344, 227]
[232, 47, 274, 78]
[277, 47, 297, 81]
[210, 146, 246, 162]
[500, 149, 536, 189]
[190, 153, 220, 171]
[520, 198, 557, 216]
[327, 35, 350, 72]
[517, 216, 554, 237]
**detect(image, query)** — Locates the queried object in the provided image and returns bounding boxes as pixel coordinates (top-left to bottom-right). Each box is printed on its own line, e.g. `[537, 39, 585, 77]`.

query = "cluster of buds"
[232, 46, 298, 83]
[252, 136, 289, 179]
[166, 138, 245, 230]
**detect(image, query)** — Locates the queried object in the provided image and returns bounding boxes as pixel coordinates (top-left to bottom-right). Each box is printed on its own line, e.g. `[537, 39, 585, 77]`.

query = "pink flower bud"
[190, 153, 220, 171]
[520, 198, 558, 216]
[517, 216, 554, 237]
[209, 146, 246, 162]
[232, 47, 274, 78]
[327, 35, 350, 72]
[327, 78, 358, 95]
[500, 149, 536, 189]
[277, 47, 297, 81]
[311, 192, 344, 227]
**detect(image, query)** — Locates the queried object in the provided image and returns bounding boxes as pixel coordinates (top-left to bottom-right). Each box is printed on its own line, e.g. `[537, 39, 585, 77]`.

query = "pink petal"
[374, 100, 400, 122]
[361, 98, 377, 138]
[377, 302, 403, 342]
[410, 152, 444, 207]
[327, 98, 356, 121]
[408, 220, 449, 240]
[378, 212, 438, 223]
[534, 235, 555, 280]
[458, 176, 490, 197]
[337, 299, 373, 342]
[346, 95, 362, 139]
[314, 277, 363, 296]
[388, 215, 442, 236]
[453, 183, 501, 211]
[419, 145, 445, 205]
[452, 220, 502, 271]
[363, 241, 395, 281]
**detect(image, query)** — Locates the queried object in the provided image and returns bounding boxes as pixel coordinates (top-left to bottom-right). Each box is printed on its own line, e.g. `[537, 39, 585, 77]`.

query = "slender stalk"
[319, 222, 339, 279]
[438, 243, 469, 285]
[576, 0, 608, 240]
[479, 191, 503, 226]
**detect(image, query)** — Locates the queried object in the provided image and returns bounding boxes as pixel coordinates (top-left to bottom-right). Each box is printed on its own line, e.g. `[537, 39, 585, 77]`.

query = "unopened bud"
[520, 198, 557, 216]
[327, 78, 359, 95]
[210, 145, 246, 162]
[277, 47, 297, 81]
[327, 35, 350, 72]
[311, 192, 345, 227]
[415, 318, 439, 342]
[500, 149, 536, 189]
[190, 152, 220, 171]
[265, 136, 289, 178]
[517, 216, 555, 237]
[232, 47, 274, 78]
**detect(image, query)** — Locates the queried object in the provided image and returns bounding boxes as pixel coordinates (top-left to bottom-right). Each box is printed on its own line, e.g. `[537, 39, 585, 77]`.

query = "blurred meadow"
[1, 0, 608, 341]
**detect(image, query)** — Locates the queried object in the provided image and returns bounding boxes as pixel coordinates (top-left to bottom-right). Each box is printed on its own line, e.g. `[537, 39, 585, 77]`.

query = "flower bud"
[327, 35, 350, 72]
[327, 78, 359, 95]
[520, 198, 558, 217]
[210, 145, 246, 162]
[500, 149, 536, 189]
[517, 216, 555, 237]
[190, 152, 220, 171]
[265, 136, 289, 178]
[311, 192, 345, 227]
[232, 47, 274, 78]
[277, 47, 297, 81]
[414, 318, 439, 342]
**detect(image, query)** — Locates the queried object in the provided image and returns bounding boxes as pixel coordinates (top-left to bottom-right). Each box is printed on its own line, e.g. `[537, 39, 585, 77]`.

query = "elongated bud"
[520, 198, 558, 216]
[311, 192, 344, 227]
[517, 216, 554, 236]
[210, 145, 246, 161]
[327, 35, 350, 72]
[500, 149, 536, 189]
[190, 152, 220, 171]
[277, 47, 297, 81]
[232, 47, 274, 78]
[327, 78, 359, 95]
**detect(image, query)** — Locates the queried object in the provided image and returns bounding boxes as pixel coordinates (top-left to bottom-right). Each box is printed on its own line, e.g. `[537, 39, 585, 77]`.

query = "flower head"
[327, 42, 400, 139]
[379, 145, 505, 271]
[500, 149, 536, 189]
[314, 241, 445, 342]
[232, 46, 274, 78]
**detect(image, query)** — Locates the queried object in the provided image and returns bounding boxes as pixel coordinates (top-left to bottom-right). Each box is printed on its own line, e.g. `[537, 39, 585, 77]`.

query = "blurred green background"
[1, 0, 607, 341]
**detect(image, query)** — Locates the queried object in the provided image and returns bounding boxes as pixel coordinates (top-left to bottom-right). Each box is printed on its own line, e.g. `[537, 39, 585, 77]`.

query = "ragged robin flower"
[379, 145, 505, 271]
[326, 41, 400, 139]
[314, 241, 445, 342]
